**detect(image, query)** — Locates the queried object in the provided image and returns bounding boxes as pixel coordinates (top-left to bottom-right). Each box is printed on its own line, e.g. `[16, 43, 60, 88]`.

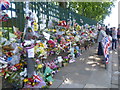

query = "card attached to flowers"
[27, 47, 34, 58]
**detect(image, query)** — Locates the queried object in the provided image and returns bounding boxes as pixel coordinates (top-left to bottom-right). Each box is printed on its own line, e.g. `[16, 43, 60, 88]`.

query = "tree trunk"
[59, 2, 67, 8]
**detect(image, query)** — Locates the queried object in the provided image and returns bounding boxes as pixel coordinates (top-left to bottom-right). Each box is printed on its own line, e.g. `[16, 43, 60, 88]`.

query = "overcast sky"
[104, 0, 118, 28]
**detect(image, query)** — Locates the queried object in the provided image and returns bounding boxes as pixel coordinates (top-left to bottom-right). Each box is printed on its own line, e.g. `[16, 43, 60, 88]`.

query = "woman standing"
[97, 27, 107, 55]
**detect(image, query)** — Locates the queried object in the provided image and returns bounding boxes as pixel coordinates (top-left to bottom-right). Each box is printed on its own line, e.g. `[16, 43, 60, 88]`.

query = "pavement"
[50, 43, 119, 88]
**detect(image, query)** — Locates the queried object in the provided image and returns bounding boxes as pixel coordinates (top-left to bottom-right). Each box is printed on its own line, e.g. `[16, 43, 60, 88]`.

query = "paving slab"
[111, 84, 118, 88]
[112, 63, 118, 73]
[84, 70, 111, 88]
[84, 84, 110, 88]
[50, 79, 63, 88]
[54, 59, 93, 80]
[63, 72, 92, 85]
[59, 82, 84, 88]
[111, 74, 119, 85]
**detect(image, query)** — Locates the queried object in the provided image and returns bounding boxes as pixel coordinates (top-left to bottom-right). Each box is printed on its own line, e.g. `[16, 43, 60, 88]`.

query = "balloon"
[0, 0, 10, 10]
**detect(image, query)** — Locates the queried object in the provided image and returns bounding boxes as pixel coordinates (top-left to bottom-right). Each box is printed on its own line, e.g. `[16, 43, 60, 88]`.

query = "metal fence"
[2, 2, 97, 34]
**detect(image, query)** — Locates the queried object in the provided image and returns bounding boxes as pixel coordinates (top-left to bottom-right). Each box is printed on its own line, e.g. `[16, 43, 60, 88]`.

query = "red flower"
[48, 40, 55, 44]
[89, 31, 93, 33]
[28, 78, 34, 82]
[81, 32, 85, 35]
[35, 43, 38, 46]
[6, 52, 14, 57]
[58, 21, 67, 27]
[26, 16, 29, 20]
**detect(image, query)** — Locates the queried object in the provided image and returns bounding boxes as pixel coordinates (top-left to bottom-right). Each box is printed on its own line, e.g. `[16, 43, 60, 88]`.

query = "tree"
[68, 2, 115, 22]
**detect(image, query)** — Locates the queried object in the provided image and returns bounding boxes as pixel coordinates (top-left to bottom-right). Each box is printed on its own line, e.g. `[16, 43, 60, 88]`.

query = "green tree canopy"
[68, 2, 115, 22]
[58, 2, 115, 22]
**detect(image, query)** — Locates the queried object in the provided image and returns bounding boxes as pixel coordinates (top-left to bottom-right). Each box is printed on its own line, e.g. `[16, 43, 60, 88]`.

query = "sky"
[103, 0, 118, 28]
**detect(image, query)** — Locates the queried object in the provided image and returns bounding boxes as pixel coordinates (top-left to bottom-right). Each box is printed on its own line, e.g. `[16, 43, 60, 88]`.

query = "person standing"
[117, 28, 120, 43]
[112, 27, 117, 50]
[105, 26, 110, 35]
[109, 28, 113, 37]
[97, 27, 107, 55]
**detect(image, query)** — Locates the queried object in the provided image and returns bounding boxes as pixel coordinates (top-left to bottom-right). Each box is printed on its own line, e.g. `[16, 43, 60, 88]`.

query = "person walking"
[97, 27, 107, 55]
[112, 27, 117, 51]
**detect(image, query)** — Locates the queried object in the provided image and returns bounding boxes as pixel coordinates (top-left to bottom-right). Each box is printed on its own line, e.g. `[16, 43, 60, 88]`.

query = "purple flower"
[64, 56, 68, 59]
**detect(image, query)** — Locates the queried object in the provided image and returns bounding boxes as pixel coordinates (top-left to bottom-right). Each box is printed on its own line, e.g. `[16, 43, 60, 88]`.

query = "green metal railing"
[2, 2, 97, 38]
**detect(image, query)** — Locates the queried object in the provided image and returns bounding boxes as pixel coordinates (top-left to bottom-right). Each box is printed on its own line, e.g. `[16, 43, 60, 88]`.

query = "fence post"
[46, 2, 49, 28]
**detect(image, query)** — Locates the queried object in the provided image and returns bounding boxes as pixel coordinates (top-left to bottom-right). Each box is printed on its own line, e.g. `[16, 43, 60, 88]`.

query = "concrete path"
[50, 44, 119, 88]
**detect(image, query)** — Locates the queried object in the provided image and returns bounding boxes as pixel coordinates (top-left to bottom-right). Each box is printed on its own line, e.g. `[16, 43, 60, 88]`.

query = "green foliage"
[68, 2, 115, 22]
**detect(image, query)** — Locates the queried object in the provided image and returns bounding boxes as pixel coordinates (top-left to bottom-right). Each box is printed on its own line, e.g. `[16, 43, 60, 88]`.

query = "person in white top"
[97, 27, 107, 55]
[112, 27, 117, 50]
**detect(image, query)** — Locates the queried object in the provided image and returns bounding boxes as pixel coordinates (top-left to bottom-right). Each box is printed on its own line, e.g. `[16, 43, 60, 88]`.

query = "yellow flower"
[37, 64, 43, 69]
[19, 63, 23, 66]
[49, 81, 53, 85]
[32, 82, 35, 86]
[0, 31, 2, 36]
[23, 79, 28, 82]
[61, 29, 65, 31]
[53, 29, 56, 32]
[39, 43, 42, 47]
[59, 21, 62, 23]
[18, 46, 23, 50]
[67, 39, 70, 41]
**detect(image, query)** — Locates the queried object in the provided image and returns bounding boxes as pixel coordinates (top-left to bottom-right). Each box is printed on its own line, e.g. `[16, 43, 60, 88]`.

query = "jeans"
[112, 39, 117, 49]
